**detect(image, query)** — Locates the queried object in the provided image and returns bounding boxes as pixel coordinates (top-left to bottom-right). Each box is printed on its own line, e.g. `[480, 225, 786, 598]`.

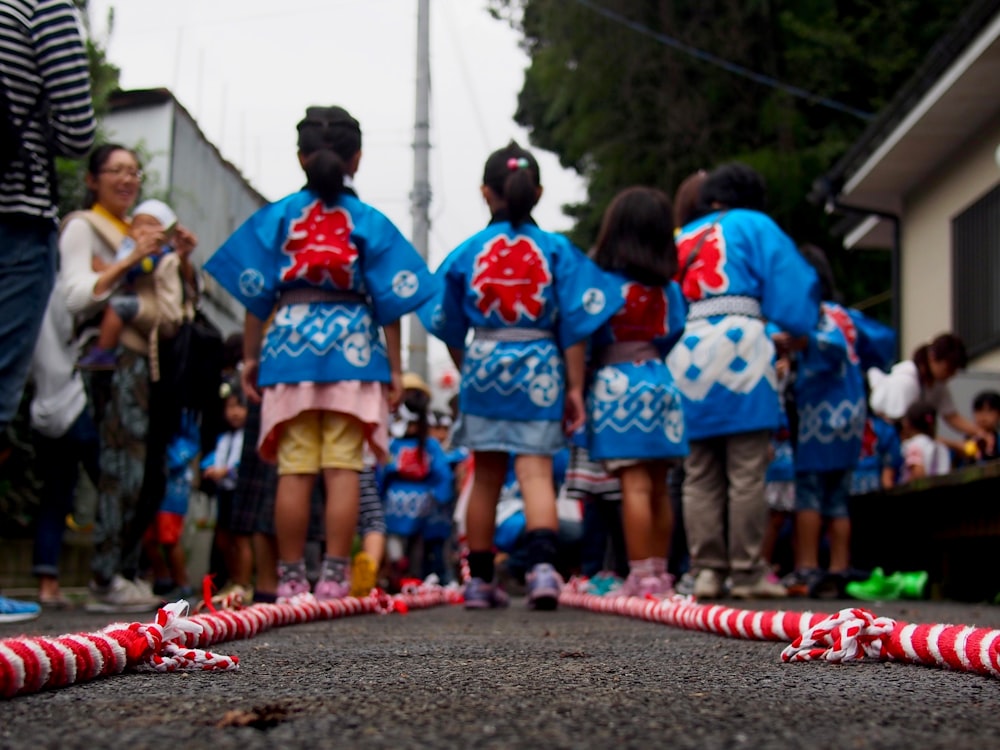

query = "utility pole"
[409, 0, 431, 380]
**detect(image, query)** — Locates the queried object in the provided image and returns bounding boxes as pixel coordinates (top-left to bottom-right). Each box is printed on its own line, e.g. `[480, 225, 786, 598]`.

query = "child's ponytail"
[304, 149, 347, 205]
[296, 105, 362, 206]
[482, 141, 541, 228]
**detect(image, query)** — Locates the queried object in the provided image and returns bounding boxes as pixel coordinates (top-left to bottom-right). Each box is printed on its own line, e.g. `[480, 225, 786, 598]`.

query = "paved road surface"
[2, 596, 999, 749]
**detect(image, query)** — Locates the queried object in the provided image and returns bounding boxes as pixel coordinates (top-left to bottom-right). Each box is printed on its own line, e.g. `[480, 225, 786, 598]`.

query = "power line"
[572, 0, 875, 122]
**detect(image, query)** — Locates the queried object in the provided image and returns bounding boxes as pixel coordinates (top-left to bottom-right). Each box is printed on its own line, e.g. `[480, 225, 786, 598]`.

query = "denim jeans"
[32, 409, 101, 577]
[0, 217, 57, 428]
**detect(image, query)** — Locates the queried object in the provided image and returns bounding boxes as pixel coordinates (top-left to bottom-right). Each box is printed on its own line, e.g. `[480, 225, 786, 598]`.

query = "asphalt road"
[2, 596, 1000, 749]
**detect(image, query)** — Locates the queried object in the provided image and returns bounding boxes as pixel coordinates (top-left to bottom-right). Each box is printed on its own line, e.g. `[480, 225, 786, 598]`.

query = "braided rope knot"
[116, 601, 239, 673]
[781, 607, 897, 663]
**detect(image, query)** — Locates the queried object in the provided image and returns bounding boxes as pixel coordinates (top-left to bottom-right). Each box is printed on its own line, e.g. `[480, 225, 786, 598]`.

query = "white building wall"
[902, 113, 1000, 371]
[103, 94, 267, 335]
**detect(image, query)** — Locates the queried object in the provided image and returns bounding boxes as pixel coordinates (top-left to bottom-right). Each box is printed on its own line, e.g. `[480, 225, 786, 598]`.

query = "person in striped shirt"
[0, 0, 95, 623]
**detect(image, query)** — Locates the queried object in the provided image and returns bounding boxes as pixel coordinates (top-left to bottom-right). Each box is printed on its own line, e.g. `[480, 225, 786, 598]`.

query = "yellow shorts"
[276, 410, 365, 475]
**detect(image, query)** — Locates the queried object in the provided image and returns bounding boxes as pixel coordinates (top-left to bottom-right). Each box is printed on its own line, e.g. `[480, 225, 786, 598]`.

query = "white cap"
[132, 199, 177, 229]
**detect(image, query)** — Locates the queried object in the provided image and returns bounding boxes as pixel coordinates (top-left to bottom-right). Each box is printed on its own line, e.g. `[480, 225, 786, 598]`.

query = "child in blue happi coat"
[378, 373, 454, 586]
[419, 141, 625, 610]
[777, 244, 895, 598]
[585, 187, 688, 598]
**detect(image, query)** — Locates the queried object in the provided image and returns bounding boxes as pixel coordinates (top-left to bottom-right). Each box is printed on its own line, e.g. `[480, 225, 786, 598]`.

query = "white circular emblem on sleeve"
[238, 268, 265, 298]
[392, 270, 419, 299]
[582, 288, 606, 315]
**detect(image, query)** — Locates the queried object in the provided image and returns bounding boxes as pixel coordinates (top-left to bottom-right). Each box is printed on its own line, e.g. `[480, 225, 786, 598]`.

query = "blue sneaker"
[0, 594, 41, 624]
[77, 347, 118, 371]
[526, 563, 563, 610]
[463, 578, 509, 610]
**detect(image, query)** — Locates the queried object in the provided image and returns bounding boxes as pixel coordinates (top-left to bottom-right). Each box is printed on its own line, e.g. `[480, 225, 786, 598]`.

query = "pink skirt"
[258, 381, 389, 465]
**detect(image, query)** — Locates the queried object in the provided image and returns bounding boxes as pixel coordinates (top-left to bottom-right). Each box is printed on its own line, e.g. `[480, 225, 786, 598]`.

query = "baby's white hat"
[132, 198, 177, 229]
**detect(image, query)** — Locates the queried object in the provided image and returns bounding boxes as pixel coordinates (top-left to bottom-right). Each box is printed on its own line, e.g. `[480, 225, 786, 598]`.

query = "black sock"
[468, 551, 495, 582]
[526, 529, 559, 569]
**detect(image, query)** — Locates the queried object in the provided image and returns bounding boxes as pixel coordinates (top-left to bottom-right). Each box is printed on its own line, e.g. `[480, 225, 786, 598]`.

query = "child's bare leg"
[794, 509, 822, 570]
[362, 531, 386, 569]
[466, 451, 507, 584]
[229, 534, 254, 587]
[466, 451, 508, 550]
[515, 454, 557, 532]
[827, 517, 851, 573]
[620, 461, 672, 578]
[322, 468, 359, 559]
[96, 304, 126, 350]
[274, 474, 316, 562]
[516, 453, 564, 606]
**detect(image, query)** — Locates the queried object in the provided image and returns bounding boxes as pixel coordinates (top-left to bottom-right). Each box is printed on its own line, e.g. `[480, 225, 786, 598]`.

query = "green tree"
[489, 0, 969, 316]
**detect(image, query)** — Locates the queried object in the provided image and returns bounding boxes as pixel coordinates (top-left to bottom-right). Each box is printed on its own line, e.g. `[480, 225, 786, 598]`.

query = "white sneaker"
[693, 569, 723, 599]
[730, 575, 789, 600]
[85, 574, 163, 613]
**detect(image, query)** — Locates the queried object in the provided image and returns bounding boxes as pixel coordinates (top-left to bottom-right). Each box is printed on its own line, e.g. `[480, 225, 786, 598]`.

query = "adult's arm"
[33, 0, 96, 157]
[60, 219, 163, 317]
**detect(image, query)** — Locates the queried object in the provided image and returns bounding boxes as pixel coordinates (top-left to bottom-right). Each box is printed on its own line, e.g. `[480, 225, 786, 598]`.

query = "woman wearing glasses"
[41, 143, 196, 612]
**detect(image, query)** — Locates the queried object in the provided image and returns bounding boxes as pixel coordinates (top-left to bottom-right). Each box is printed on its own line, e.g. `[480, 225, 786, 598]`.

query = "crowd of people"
[2, 5, 998, 625]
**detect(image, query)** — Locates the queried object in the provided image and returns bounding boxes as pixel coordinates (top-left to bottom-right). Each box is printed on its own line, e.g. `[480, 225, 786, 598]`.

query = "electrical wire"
[572, 0, 875, 122]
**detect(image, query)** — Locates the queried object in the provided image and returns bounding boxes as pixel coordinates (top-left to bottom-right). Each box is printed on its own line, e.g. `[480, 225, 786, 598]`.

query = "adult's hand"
[173, 225, 198, 259]
[127, 225, 165, 264]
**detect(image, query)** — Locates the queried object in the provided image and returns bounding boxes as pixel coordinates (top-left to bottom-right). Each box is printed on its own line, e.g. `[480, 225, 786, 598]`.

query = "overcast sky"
[86, 0, 586, 266]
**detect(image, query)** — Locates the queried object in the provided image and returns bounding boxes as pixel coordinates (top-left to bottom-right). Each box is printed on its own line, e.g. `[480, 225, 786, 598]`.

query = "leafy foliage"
[488, 0, 970, 316]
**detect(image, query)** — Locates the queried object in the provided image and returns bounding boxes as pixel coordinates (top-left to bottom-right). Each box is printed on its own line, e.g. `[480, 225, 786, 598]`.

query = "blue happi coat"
[849, 415, 902, 495]
[420, 219, 625, 422]
[587, 276, 688, 461]
[204, 189, 438, 387]
[378, 436, 454, 538]
[667, 209, 820, 440]
[794, 302, 869, 473]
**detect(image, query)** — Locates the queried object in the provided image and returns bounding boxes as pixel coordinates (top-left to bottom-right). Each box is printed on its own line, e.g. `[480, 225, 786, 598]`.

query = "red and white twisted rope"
[0, 584, 459, 699]
[559, 579, 1000, 679]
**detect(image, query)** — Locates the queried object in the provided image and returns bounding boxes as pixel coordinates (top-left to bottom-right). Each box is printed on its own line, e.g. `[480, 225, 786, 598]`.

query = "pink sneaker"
[314, 578, 351, 601]
[276, 573, 311, 602]
[617, 572, 668, 599]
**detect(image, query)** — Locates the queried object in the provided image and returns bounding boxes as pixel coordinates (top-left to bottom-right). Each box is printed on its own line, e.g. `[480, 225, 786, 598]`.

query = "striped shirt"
[0, 0, 95, 220]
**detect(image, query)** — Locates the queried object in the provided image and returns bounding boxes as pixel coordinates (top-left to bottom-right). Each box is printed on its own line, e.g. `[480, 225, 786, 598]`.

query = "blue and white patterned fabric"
[850, 414, 902, 495]
[419, 220, 625, 422]
[794, 302, 868, 473]
[587, 276, 688, 461]
[667, 209, 820, 440]
[378, 436, 454, 537]
[204, 190, 439, 388]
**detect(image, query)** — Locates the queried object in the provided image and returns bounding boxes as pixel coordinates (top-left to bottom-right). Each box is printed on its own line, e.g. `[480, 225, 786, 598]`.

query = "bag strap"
[61, 209, 126, 253]
[677, 211, 727, 287]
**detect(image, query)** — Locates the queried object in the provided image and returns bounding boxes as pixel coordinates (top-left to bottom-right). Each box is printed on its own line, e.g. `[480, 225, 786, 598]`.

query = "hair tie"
[506, 157, 529, 171]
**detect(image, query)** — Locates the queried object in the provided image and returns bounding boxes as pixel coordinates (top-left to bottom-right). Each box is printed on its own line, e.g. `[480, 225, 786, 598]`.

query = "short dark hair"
[905, 399, 937, 437]
[913, 333, 968, 384]
[673, 169, 709, 228]
[482, 140, 541, 227]
[590, 186, 677, 287]
[296, 105, 362, 205]
[798, 243, 840, 303]
[973, 390, 1000, 412]
[701, 162, 766, 212]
